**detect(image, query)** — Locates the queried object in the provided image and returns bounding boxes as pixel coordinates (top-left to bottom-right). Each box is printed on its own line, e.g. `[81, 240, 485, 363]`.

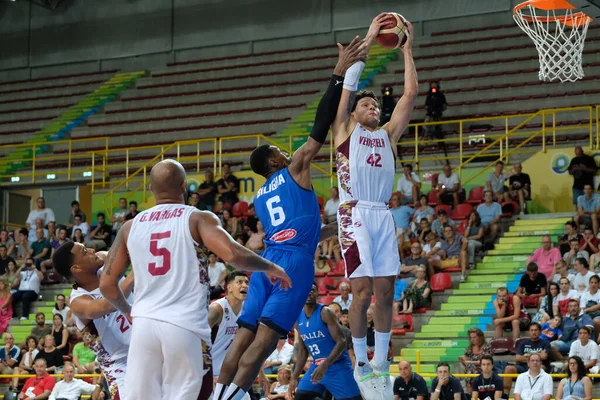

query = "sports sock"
[352, 336, 368, 364]
[224, 383, 247, 400]
[214, 383, 227, 400]
[374, 330, 392, 365]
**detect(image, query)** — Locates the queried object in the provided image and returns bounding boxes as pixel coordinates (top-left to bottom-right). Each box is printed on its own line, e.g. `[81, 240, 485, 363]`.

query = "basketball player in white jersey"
[99, 159, 291, 400]
[331, 14, 417, 400]
[51, 243, 134, 400]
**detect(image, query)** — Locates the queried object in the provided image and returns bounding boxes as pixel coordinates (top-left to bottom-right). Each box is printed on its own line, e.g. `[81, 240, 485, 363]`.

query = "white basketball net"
[514, 4, 590, 82]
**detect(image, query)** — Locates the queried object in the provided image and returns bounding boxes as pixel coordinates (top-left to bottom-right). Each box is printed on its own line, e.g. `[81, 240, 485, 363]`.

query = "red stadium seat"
[456, 219, 468, 235]
[512, 337, 528, 354]
[318, 295, 335, 306]
[392, 314, 413, 335]
[329, 259, 346, 277]
[413, 297, 433, 314]
[467, 186, 485, 205]
[434, 204, 451, 216]
[430, 273, 452, 292]
[489, 337, 514, 355]
[232, 201, 248, 217]
[452, 203, 472, 220]
[427, 190, 439, 207]
[316, 277, 335, 296]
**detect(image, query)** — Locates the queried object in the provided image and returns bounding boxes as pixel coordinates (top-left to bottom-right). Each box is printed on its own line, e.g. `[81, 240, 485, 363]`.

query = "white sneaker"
[19, 317, 27, 321]
[460, 275, 466, 282]
[354, 362, 380, 400]
[371, 360, 394, 399]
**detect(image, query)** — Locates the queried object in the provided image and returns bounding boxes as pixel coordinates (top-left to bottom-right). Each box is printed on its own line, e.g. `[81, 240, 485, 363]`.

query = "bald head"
[149, 159, 187, 200]
[398, 360, 412, 379]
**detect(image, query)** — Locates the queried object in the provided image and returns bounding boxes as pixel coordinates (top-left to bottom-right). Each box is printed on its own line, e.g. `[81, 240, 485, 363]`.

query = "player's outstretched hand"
[366, 13, 395, 41]
[335, 36, 368, 74]
[266, 264, 292, 290]
[403, 21, 414, 53]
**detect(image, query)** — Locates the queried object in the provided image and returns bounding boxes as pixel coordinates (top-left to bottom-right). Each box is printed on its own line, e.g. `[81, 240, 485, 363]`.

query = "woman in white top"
[261, 364, 291, 400]
[11, 335, 39, 390]
[422, 232, 442, 277]
[52, 294, 73, 328]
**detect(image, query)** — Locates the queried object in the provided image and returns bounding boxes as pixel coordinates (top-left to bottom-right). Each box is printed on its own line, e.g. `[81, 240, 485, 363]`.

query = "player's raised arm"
[192, 211, 292, 289]
[99, 221, 134, 319]
[332, 13, 392, 146]
[288, 37, 367, 189]
[382, 22, 418, 152]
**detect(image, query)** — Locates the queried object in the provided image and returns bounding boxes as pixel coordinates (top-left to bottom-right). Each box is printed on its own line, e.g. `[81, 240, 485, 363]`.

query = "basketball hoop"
[513, 0, 592, 82]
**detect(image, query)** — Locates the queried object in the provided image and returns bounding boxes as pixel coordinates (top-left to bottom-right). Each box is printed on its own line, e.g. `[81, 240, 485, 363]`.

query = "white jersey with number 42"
[127, 204, 211, 343]
[336, 123, 395, 204]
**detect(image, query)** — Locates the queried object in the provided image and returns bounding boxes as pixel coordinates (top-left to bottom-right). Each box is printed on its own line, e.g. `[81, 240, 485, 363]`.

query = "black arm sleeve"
[309, 74, 344, 144]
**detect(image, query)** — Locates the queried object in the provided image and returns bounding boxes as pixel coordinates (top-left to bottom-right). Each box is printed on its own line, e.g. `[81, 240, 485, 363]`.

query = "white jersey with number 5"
[336, 123, 395, 203]
[127, 204, 210, 343]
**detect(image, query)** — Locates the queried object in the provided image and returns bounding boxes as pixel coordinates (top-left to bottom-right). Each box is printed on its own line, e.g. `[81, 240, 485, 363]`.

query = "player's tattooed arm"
[99, 221, 133, 318]
[208, 302, 223, 329]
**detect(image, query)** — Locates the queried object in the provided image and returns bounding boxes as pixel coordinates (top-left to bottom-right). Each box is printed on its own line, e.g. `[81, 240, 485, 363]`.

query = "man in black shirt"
[0, 245, 15, 275]
[516, 263, 547, 307]
[431, 362, 463, 400]
[217, 163, 239, 206]
[568, 146, 598, 206]
[85, 213, 112, 250]
[197, 170, 217, 211]
[124, 201, 139, 221]
[507, 163, 531, 214]
[394, 361, 428, 400]
[472, 355, 503, 400]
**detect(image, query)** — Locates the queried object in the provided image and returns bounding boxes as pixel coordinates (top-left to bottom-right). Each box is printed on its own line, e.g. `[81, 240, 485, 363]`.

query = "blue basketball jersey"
[297, 304, 350, 367]
[254, 168, 321, 256]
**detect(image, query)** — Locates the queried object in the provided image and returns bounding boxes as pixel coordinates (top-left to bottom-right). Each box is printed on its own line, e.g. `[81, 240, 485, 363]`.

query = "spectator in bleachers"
[559, 221, 581, 256]
[0, 229, 16, 259]
[207, 252, 227, 300]
[506, 162, 531, 214]
[438, 226, 467, 282]
[396, 164, 421, 205]
[580, 275, 600, 336]
[35, 334, 64, 373]
[66, 200, 86, 229]
[503, 323, 550, 396]
[533, 282, 559, 323]
[400, 242, 428, 286]
[574, 184, 600, 235]
[0, 278, 12, 335]
[430, 362, 463, 400]
[30, 313, 51, 342]
[393, 361, 428, 400]
[573, 258, 596, 293]
[213, 200, 224, 216]
[221, 209, 240, 236]
[12, 335, 39, 390]
[540, 316, 563, 342]
[390, 195, 413, 257]
[72, 332, 97, 376]
[422, 232, 442, 275]
[494, 287, 530, 340]
[516, 263, 547, 308]
[263, 337, 293, 376]
[552, 260, 575, 286]
[12, 258, 42, 320]
[569, 146, 598, 208]
[46, 221, 57, 244]
[0, 332, 20, 376]
[551, 299, 593, 361]
[333, 282, 353, 311]
[124, 201, 139, 221]
[28, 218, 47, 243]
[579, 227, 599, 256]
[393, 279, 407, 317]
[49, 362, 101, 400]
[513, 353, 552, 400]
[31, 228, 51, 270]
[52, 294, 72, 327]
[5, 260, 19, 294]
[340, 309, 350, 329]
[17, 358, 55, 400]
[476, 190, 502, 248]
[459, 327, 492, 392]
[566, 327, 598, 373]
[244, 203, 259, 233]
[556, 355, 593, 400]
[70, 214, 89, 240]
[25, 197, 55, 231]
[460, 210, 483, 269]
[471, 355, 503, 400]
[323, 186, 340, 223]
[189, 192, 201, 210]
[217, 163, 239, 206]
[526, 235, 562, 279]
[437, 164, 461, 208]
[86, 213, 112, 251]
[486, 161, 508, 203]
[415, 218, 432, 245]
[414, 195, 435, 224]
[51, 314, 69, 357]
[196, 170, 217, 211]
[262, 364, 291, 399]
[246, 220, 265, 254]
[431, 209, 456, 237]
[555, 277, 579, 316]
[15, 228, 32, 267]
[0, 245, 15, 276]
[399, 266, 430, 314]
[72, 229, 85, 244]
[110, 197, 128, 235]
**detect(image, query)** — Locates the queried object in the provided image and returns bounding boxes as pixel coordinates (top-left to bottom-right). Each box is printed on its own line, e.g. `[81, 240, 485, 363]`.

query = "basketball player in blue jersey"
[331, 14, 418, 400]
[214, 38, 368, 400]
[288, 283, 362, 400]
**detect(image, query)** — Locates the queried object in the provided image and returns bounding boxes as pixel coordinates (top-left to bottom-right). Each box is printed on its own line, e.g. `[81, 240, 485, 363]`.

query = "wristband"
[435, 389, 441, 392]
[343, 61, 365, 92]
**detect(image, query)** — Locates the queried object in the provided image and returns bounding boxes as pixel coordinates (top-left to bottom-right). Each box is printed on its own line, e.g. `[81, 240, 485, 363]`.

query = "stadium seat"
[501, 201, 519, 217]
[329, 259, 346, 277]
[316, 277, 334, 296]
[414, 297, 433, 314]
[489, 337, 514, 355]
[318, 295, 335, 306]
[434, 204, 451, 216]
[392, 314, 413, 335]
[467, 186, 485, 205]
[456, 219, 468, 235]
[451, 203, 472, 220]
[317, 196, 325, 211]
[427, 190, 439, 207]
[430, 273, 452, 292]
[232, 201, 248, 217]
[512, 337, 528, 355]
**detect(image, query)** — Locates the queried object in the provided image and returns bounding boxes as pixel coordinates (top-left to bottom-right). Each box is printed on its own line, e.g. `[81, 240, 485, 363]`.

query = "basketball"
[376, 12, 409, 49]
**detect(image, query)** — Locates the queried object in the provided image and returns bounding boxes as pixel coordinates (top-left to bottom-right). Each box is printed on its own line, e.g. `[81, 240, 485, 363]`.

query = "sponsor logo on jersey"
[270, 229, 297, 242]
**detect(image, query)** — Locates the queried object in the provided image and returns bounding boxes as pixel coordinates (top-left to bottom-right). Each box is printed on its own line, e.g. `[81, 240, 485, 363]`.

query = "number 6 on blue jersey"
[266, 196, 286, 227]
